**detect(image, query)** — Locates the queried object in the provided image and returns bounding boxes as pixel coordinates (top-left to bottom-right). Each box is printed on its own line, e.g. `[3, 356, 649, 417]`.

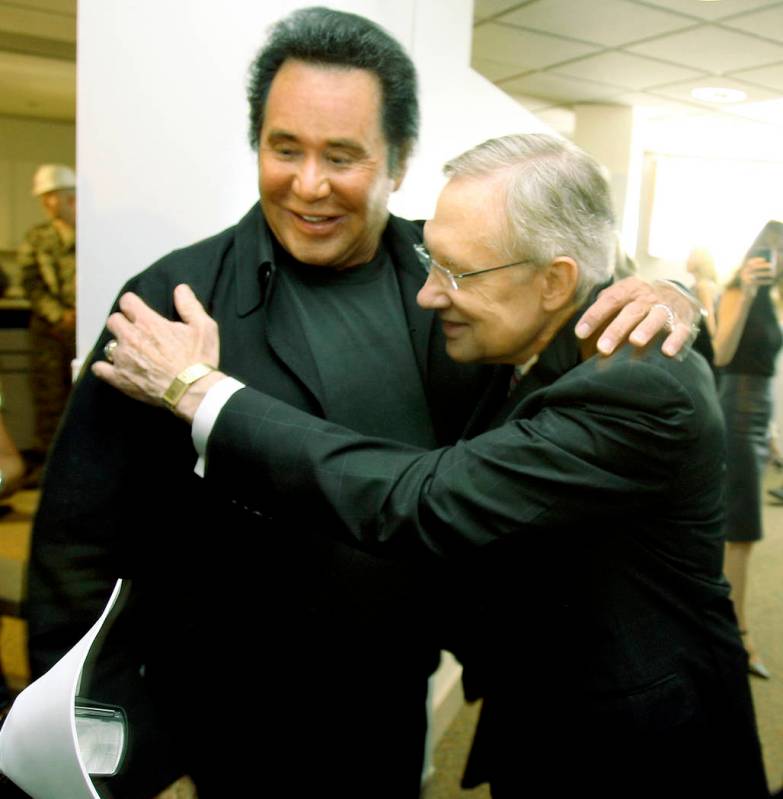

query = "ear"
[541, 257, 579, 312]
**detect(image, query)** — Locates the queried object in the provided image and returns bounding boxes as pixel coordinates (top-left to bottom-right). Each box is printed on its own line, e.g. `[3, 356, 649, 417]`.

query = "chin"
[287, 244, 340, 268]
[445, 343, 478, 364]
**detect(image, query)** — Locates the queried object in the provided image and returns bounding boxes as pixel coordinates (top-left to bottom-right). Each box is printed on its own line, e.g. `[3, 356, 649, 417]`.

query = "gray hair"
[444, 134, 615, 304]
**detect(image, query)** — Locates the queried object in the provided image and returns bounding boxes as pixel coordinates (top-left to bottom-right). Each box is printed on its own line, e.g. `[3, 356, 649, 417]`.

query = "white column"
[573, 103, 643, 260]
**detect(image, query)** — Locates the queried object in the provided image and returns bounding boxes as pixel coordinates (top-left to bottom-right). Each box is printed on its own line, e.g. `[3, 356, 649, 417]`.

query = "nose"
[417, 270, 452, 310]
[292, 156, 331, 202]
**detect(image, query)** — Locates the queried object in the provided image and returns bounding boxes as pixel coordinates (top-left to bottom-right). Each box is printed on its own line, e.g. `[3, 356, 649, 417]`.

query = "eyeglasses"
[413, 243, 535, 290]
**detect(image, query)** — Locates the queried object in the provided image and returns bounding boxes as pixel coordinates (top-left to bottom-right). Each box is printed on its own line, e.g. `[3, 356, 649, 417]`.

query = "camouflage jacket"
[18, 221, 76, 324]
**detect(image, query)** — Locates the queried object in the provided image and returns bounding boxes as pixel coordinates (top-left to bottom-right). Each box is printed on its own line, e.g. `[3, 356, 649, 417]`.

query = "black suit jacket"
[25, 205, 489, 797]
[202, 308, 768, 796]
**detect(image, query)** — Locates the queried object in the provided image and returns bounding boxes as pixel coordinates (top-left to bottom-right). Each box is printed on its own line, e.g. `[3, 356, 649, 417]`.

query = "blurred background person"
[686, 246, 719, 338]
[17, 164, 76, 472]
[713, 219, 783, 680]
[686, 246, 719, 376]
[0, 380, 25, 716]
[0, 386, 25, 501]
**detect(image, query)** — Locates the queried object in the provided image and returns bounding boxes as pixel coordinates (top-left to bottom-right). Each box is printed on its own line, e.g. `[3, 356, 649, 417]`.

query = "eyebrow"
[423, 242, 458, 269]
[265, 129, 368, 155]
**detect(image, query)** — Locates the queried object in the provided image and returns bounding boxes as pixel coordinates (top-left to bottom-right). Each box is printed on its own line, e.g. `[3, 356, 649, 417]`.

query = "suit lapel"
[236, 212, 430, 415]
[383, 215, 434, 379]
[220, 206, 326, 411]
[263, 265, 325, 406]
[462, 365, 515, 437]
[468, 310, 587, 433]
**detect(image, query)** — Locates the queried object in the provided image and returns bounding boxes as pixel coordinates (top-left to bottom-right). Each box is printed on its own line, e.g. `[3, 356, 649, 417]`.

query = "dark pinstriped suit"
[201, 308, 769, 798]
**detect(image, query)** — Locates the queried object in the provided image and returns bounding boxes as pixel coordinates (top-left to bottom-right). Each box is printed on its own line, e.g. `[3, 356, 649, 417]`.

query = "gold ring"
[103, 339, 118, 363]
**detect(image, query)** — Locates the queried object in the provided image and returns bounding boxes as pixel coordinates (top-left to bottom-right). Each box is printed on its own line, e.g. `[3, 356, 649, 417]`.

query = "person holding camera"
[714, 219, 783, 680]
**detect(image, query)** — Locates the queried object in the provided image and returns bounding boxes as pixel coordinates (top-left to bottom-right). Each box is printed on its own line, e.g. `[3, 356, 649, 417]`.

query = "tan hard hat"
[31, 164, 76, 196]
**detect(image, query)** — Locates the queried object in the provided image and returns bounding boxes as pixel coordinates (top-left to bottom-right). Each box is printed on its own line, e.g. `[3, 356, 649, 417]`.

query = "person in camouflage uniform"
[18, 164, 77, 457]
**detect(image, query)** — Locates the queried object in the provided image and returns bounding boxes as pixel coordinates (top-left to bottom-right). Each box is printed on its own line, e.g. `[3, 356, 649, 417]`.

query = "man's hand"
[575, 276, 702, 357]
[92, 284, 222, 419]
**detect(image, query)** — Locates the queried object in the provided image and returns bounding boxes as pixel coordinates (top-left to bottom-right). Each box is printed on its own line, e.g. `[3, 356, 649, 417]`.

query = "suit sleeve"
[25, 269, 191, 674]
[205, 351, 709, 558]
[24, 268, 200, 796]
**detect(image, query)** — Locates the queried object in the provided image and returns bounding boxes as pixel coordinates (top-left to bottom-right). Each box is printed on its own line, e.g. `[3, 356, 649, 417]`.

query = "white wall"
[77, 0, 547, 354]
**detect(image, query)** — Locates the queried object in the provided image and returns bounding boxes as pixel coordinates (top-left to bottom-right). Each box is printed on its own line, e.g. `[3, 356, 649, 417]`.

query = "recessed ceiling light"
[691, 86, 747, 103]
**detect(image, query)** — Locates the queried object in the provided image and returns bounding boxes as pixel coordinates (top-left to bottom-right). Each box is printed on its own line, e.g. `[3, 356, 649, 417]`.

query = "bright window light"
[648, 155, 783, 280]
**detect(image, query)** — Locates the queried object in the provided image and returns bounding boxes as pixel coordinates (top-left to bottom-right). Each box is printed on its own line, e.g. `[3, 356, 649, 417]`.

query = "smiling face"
[257, 60, 402, 269]
[416, 174, 558, 365]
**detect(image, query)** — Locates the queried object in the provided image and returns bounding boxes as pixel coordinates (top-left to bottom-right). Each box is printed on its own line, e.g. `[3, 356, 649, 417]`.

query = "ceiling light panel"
[498, 70, 626, 103]
[721, 6, 783, 44]
[551, 50, 704, 90]
[652, 75, 779, 105]
[638, 0, 777, 21]
[473, 0, 528, 23]
[731, 62, 783, 93]
[473, 23, 598, 70]
[628, 24, 783, 72]
[497, 0, 693, 47]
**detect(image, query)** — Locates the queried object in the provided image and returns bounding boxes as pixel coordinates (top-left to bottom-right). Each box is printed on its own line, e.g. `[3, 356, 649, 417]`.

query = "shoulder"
[575, 341, 714, 402]
[120, 216, 245, 311]
[544, 341, 721, 442]
[141, 221, 237, 282]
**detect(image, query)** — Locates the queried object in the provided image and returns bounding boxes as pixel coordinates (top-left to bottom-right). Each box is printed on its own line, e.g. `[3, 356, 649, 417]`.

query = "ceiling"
[472, 0, 783, 157]
[2, 1, 783, 157]
[0, 0, 75, 120]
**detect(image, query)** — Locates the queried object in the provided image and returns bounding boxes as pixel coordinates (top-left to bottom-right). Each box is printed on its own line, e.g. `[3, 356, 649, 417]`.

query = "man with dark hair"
[27, 8, 697, 798]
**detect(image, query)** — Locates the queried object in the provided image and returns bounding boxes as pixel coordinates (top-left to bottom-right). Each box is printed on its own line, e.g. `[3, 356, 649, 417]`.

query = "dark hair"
[246, 6, 418, 176]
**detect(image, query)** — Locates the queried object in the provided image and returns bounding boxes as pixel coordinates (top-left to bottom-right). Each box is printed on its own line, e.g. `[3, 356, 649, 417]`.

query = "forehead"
[263, 60, 386, 144]
[424, 174, 507, 263]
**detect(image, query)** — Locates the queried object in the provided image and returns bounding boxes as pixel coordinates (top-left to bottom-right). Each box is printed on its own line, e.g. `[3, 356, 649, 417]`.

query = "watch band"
[162, 363, 215, 410]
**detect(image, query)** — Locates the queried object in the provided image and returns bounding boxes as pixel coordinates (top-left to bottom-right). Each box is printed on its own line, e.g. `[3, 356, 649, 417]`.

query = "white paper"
[0, 579, 125, 798]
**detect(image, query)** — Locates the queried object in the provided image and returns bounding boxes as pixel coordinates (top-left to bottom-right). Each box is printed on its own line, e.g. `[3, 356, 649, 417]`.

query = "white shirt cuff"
[192, 376, 245, 477]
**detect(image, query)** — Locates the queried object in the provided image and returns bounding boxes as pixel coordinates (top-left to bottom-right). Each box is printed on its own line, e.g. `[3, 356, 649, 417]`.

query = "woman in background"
[686, 246, 719, 338]
[714, 220, 783, 679]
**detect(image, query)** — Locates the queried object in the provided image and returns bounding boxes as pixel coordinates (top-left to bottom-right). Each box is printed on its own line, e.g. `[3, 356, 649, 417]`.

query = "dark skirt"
[718, 373, 773, 542]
